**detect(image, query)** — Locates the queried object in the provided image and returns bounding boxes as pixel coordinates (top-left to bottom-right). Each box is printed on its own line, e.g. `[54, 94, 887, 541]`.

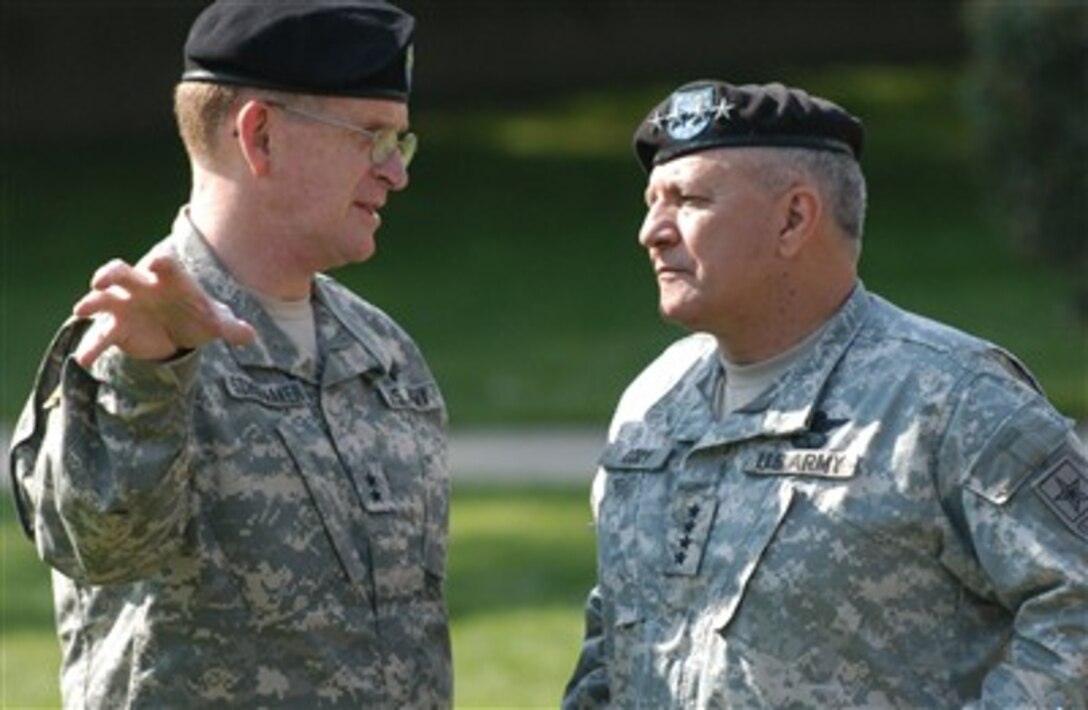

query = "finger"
[135, 243, 175, 270]
[211, 301, 258, 347]
[89, 259, 129, 288]
[146, 254, 222, 327]
[143, 251, 193, 294]
[72, 285, 131, 319]
[72, 316, 118, 369]
[89, 259, 156, 293]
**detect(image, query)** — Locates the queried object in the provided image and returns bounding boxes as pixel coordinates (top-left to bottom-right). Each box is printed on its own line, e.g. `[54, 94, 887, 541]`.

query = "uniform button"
[674, 551, 687, 565]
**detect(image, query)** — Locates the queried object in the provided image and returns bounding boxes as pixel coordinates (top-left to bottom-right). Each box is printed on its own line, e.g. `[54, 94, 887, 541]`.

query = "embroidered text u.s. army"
[749, 449, 859, 478]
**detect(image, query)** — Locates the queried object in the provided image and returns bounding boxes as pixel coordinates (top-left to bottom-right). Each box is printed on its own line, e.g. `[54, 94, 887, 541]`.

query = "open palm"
[72, 246, 256, 368]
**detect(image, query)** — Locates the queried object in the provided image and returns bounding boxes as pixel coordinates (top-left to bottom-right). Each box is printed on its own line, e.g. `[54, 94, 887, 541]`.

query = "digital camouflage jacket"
[565, 285, 1087, 709]
[10, 212, 452, 708]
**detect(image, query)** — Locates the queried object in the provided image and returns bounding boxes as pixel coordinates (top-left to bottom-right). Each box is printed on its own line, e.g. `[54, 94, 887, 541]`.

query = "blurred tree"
[965, 0, 1088, 317]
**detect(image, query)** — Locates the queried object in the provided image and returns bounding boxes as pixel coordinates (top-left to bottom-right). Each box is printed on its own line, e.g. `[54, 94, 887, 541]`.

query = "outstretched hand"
[72, 246, 257, 369]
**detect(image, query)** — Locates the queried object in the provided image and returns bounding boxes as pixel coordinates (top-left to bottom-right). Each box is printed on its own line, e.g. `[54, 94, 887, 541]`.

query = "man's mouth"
[655, 264, 688, 277]
[354, 201, 383, 223]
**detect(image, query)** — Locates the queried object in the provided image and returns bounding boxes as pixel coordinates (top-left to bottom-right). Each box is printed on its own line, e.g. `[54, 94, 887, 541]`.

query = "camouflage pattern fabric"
[564, 284, 1087, 709]
[9, 211, 452, 708]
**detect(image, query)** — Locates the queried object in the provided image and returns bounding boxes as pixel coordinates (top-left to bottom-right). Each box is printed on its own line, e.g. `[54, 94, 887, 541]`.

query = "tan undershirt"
[251, 292, 318, 364]
[716, 321, 830, 416]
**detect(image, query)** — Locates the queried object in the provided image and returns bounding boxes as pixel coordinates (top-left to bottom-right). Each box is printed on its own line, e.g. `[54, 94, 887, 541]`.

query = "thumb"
[212, 301, 257, 347]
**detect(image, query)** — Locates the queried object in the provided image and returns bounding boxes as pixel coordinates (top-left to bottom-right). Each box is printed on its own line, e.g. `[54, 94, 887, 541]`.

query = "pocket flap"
[965, 405, 1066, 506]
[614, 604, 643, 629]
[276, 421, 369, 586]
[598, 441, 671, 471]
[711, 483, 796, 633]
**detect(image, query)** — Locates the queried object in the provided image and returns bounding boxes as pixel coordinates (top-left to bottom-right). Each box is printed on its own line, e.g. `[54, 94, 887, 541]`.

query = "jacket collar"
[169, 209, 391, 380]
[669, 283, 872, 450]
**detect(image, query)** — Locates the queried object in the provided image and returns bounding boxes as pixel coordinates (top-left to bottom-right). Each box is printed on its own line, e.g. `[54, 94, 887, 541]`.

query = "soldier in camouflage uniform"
[564, 80, 1087, 708]
[8, 1, 451, 707]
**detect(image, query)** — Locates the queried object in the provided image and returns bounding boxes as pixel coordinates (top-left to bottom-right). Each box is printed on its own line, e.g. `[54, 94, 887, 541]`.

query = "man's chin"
[348, 235, 378, 264]
[325, 243, 377, 272]
[652, 295, 696, 326]
[658, 302, 699, 330]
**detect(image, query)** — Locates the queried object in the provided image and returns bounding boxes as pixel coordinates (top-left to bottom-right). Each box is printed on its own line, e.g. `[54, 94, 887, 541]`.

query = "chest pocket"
[597, 439, 674, 617]
[329, 371, 449, 604]
[599, 438, 672, 472]
[197, 376, 365, 625]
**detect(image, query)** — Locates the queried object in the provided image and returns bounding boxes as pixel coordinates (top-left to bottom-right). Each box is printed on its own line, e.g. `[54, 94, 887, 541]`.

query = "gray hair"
[742, 147, 868, 242]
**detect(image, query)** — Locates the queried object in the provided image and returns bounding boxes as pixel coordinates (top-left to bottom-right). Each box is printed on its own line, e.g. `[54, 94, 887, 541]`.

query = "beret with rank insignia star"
[634, 79, 865, 172]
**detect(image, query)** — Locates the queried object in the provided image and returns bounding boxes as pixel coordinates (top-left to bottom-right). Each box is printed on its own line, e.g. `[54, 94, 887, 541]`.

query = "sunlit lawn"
[1, 494, 60, 710]
[0, 483, 596, 709]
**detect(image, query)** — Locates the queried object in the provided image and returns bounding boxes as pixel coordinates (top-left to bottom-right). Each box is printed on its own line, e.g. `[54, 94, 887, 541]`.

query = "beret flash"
[634, 80, 864, 172]
[182, 0, 415, 102]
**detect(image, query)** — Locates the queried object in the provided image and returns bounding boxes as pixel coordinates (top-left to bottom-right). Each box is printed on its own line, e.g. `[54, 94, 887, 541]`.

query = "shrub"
[964, 1, 1088, 316]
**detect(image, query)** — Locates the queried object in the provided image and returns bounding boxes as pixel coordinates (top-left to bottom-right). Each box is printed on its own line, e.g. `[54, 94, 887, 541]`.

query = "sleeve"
[8, 318, 201, 585]
[562, 585, 611, 709]
[942, 373, 1088, 708]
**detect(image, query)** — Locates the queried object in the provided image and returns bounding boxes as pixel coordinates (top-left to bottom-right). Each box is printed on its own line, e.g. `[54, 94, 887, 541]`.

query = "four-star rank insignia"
[1035, 456, 1088, 542]
[651, 86, 736, 141]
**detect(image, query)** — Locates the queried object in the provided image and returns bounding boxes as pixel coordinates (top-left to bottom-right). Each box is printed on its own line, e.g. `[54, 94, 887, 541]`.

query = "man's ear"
[234, 100, 272, 177]
[776, 185, 822, 259]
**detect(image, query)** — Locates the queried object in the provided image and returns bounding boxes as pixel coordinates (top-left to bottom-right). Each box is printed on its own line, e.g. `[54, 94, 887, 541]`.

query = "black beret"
[634, 80, 864, 172]
[182, 0, 415, 102]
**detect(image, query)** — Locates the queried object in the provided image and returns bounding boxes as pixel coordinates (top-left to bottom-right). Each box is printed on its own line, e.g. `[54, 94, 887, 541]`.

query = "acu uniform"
[10, 214, 451, 707]
[564, 80, 1088, 708]
[566, 285, 1088, 708]
[8, 2, 451, 705]
[10, 213, 450, 704]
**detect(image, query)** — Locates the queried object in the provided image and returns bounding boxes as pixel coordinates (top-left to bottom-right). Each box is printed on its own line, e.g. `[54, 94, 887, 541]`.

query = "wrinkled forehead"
[646, 148, 759, 189]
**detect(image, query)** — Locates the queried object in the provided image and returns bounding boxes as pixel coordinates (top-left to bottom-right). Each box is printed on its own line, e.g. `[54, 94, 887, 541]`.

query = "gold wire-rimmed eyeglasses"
[264, 100, 418, 167]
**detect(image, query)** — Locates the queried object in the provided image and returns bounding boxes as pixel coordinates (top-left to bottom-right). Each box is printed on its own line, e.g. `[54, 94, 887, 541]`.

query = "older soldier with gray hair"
[9, 1, 451, 706]
[564, 80, 1087, 708]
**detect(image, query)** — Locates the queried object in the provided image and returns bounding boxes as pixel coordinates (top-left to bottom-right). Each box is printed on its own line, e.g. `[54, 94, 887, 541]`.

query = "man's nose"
[373, 152, 410, 191]
[638, 207, 678, 250]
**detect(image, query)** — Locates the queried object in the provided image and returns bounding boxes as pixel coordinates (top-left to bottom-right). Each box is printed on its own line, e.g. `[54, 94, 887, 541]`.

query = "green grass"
[2, 65, 1084, 427]
[0, 484, 596, 709]
[448, 484, 596, 708]
[1, 498, 61, 710]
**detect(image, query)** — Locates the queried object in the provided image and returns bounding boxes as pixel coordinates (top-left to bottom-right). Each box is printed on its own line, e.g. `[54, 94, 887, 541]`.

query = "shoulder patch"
[1034, 456, 1088, 542]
